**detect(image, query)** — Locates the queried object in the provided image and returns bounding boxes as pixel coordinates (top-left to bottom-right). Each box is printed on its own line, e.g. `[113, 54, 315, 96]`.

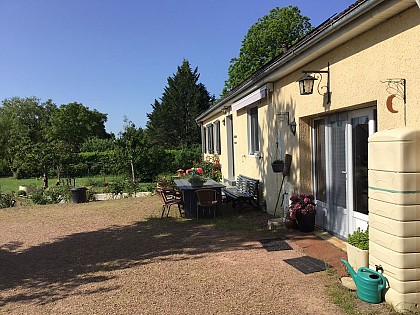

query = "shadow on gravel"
[0, 207, 273, 307]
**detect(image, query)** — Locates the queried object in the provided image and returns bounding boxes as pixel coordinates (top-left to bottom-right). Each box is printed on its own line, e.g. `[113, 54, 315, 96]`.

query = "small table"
[174, 178, 225, 218]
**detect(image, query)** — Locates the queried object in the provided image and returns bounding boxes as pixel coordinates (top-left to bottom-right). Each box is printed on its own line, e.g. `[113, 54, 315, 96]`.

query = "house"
[197, 1, 420, 310]
[196, 0, 420, 239]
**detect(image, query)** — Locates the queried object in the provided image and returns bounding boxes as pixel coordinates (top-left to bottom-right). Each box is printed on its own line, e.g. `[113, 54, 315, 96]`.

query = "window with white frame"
[248, 106, 259, 155]
[207, 124, 214, 154]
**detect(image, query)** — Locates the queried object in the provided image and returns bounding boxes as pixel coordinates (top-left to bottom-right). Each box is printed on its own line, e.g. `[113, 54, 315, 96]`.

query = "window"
[248, 106, 259, 155]
[207, 124, 214, 154]
[314, 119, 326, 202]
[215, 120, 221, 154]
[202, 126, 207, 153]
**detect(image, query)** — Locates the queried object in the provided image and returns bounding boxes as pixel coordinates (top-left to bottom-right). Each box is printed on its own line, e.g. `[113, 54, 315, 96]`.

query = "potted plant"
[186, 167, 206, 186]
[346, 227, 369, 271]
[288, 193, 316, 232]
[271, 159, 285, 173]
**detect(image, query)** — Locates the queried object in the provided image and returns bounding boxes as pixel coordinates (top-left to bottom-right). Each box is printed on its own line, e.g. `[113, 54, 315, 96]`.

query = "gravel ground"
[0, 196, 355, 314]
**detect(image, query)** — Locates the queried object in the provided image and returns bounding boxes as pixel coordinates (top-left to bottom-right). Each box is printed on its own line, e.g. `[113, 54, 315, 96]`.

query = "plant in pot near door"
[289, 193, 316, 232]
[346, 227, 369, 271]
[271, 159, 285, 173]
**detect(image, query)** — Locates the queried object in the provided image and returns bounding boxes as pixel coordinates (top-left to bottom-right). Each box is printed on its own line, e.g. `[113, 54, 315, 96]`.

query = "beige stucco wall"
[270, 5, 420, 213]
[201, 5, 420, 215]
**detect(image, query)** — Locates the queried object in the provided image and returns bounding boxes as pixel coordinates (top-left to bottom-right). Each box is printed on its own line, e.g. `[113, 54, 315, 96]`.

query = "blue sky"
[0, 0, 355, 135]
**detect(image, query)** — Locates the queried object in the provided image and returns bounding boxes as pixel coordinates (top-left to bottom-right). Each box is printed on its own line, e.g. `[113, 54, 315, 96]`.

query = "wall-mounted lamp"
[277, 112, 297, 136]
[297, 62, 331, 104]
[222, 118, 226, 126]
[221, 106, 229, 115]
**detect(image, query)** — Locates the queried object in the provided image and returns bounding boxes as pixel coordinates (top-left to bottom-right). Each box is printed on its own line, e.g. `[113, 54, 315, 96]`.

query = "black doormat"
[284, 256, 330, 274]
[259, 238, 293, 251]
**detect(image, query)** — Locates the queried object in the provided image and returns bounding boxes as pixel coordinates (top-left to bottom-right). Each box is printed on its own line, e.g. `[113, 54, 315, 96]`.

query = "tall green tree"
[48, 102, 109, 153]
[115, 118, 168, 182]
[223, 6, 312, 94]
[0, 97, 57, 179]
[147, 60, 214, 149]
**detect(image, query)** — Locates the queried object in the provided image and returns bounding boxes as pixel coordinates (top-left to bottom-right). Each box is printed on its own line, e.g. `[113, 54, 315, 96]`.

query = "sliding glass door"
[312, 108, 375, 238]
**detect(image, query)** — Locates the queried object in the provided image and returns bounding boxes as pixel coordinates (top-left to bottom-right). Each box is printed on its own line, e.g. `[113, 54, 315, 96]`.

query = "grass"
[324, 268, 406, 315]
[0, 175, 151, 194]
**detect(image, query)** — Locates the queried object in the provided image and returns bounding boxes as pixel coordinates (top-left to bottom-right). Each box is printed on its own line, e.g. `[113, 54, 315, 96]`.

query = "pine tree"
[147, 60, 214, 149]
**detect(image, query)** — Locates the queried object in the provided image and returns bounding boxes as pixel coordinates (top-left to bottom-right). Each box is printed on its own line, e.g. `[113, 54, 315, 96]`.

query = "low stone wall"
[93, 192, 152, 201]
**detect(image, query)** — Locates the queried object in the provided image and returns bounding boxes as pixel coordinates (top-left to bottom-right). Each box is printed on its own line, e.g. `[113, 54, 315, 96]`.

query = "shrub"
[0, 192, 15, 208]
[195, 155, 222, 182]
[29, 186, 71, 205]
[348, 227, 369, 250]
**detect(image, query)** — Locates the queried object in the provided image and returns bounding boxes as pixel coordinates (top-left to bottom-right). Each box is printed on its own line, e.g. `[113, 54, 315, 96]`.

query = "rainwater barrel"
[71, 187, 88, 203]
[368, 127, 420, 313]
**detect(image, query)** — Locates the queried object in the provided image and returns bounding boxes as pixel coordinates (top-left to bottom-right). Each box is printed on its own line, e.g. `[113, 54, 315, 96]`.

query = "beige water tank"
[368, 128, 420, 313]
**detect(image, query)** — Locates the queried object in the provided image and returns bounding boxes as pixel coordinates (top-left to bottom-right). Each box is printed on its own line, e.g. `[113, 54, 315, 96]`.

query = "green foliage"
[29, 185, 72, 205]
[81, 136, 115, 152]
[223, 6, 312, 94]
[49, 102, 109, 153]
[194, 155, 222, 182]
[0, 191, 15, 208]
[29, 188, 50, 205]
[146, 59, 214, 149]
[169, 145, 202, 170]
[348, 227, 369, 250]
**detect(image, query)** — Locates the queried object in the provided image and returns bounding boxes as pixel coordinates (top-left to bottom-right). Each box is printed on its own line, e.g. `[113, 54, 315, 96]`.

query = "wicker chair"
[195, 189, 219, 222]
[157, 187, 183, 218]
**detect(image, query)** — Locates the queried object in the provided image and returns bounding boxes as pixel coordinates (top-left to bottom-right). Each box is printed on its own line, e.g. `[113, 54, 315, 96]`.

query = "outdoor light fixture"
[277, 112, 297, 136]
[297, 62, 331, 104]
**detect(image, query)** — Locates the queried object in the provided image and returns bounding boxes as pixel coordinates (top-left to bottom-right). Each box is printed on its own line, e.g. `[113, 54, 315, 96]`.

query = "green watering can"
[341, 259, 387, 304]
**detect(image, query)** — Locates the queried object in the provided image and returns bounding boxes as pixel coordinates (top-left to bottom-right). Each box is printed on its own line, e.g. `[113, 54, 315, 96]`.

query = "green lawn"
[0, 175, 140, 194]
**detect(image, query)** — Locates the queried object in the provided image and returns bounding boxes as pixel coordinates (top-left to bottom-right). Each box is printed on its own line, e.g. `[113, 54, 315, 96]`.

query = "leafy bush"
[0, 192, 15, 208]
[104, 179, 125, 196]
[195, 155, 222, 182]
[30, 189, 50, 205]
[29, 186, 71, 205]
[170, 145, 202, 170]
[348, 227, 369, 250]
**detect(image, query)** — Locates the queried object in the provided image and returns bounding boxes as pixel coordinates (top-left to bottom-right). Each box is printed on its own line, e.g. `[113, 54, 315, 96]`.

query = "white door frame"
[312, 107, 376, 238]
[347, 108, 376, 234]
[225, 115, 235, 181]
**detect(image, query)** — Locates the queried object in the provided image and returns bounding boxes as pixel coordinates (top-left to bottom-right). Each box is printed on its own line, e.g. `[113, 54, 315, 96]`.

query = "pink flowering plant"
[289, 193, 316, 220]
[185, 167, 203, 176]
[186, 167, 206, 185]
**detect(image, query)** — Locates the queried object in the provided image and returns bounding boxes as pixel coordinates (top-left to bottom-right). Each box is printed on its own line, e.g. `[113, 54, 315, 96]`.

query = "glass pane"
[314, 119, 326, 202]
[352, 116, 369, 215]
[249, 107, 259, 153]
[331, 119, 346, 208]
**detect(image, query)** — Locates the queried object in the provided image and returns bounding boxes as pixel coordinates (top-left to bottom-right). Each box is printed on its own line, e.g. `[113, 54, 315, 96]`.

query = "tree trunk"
[43, 166, 49, 188]
[130, 158, 135, 183]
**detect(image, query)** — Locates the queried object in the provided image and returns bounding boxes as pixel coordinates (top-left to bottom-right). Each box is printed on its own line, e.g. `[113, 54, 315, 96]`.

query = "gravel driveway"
[0, 196, 346, 315]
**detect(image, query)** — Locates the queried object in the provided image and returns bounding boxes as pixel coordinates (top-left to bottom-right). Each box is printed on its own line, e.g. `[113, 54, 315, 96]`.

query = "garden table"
[174, 178, 225, 218]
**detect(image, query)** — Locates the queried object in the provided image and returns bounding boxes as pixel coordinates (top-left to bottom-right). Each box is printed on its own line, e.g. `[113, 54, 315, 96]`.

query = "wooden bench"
[222, 175, 260, 211]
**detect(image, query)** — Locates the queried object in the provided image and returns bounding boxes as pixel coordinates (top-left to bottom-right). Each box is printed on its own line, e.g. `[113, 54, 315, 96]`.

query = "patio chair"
[195, 189, 219, 222]
[157, 187, 183, 218]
